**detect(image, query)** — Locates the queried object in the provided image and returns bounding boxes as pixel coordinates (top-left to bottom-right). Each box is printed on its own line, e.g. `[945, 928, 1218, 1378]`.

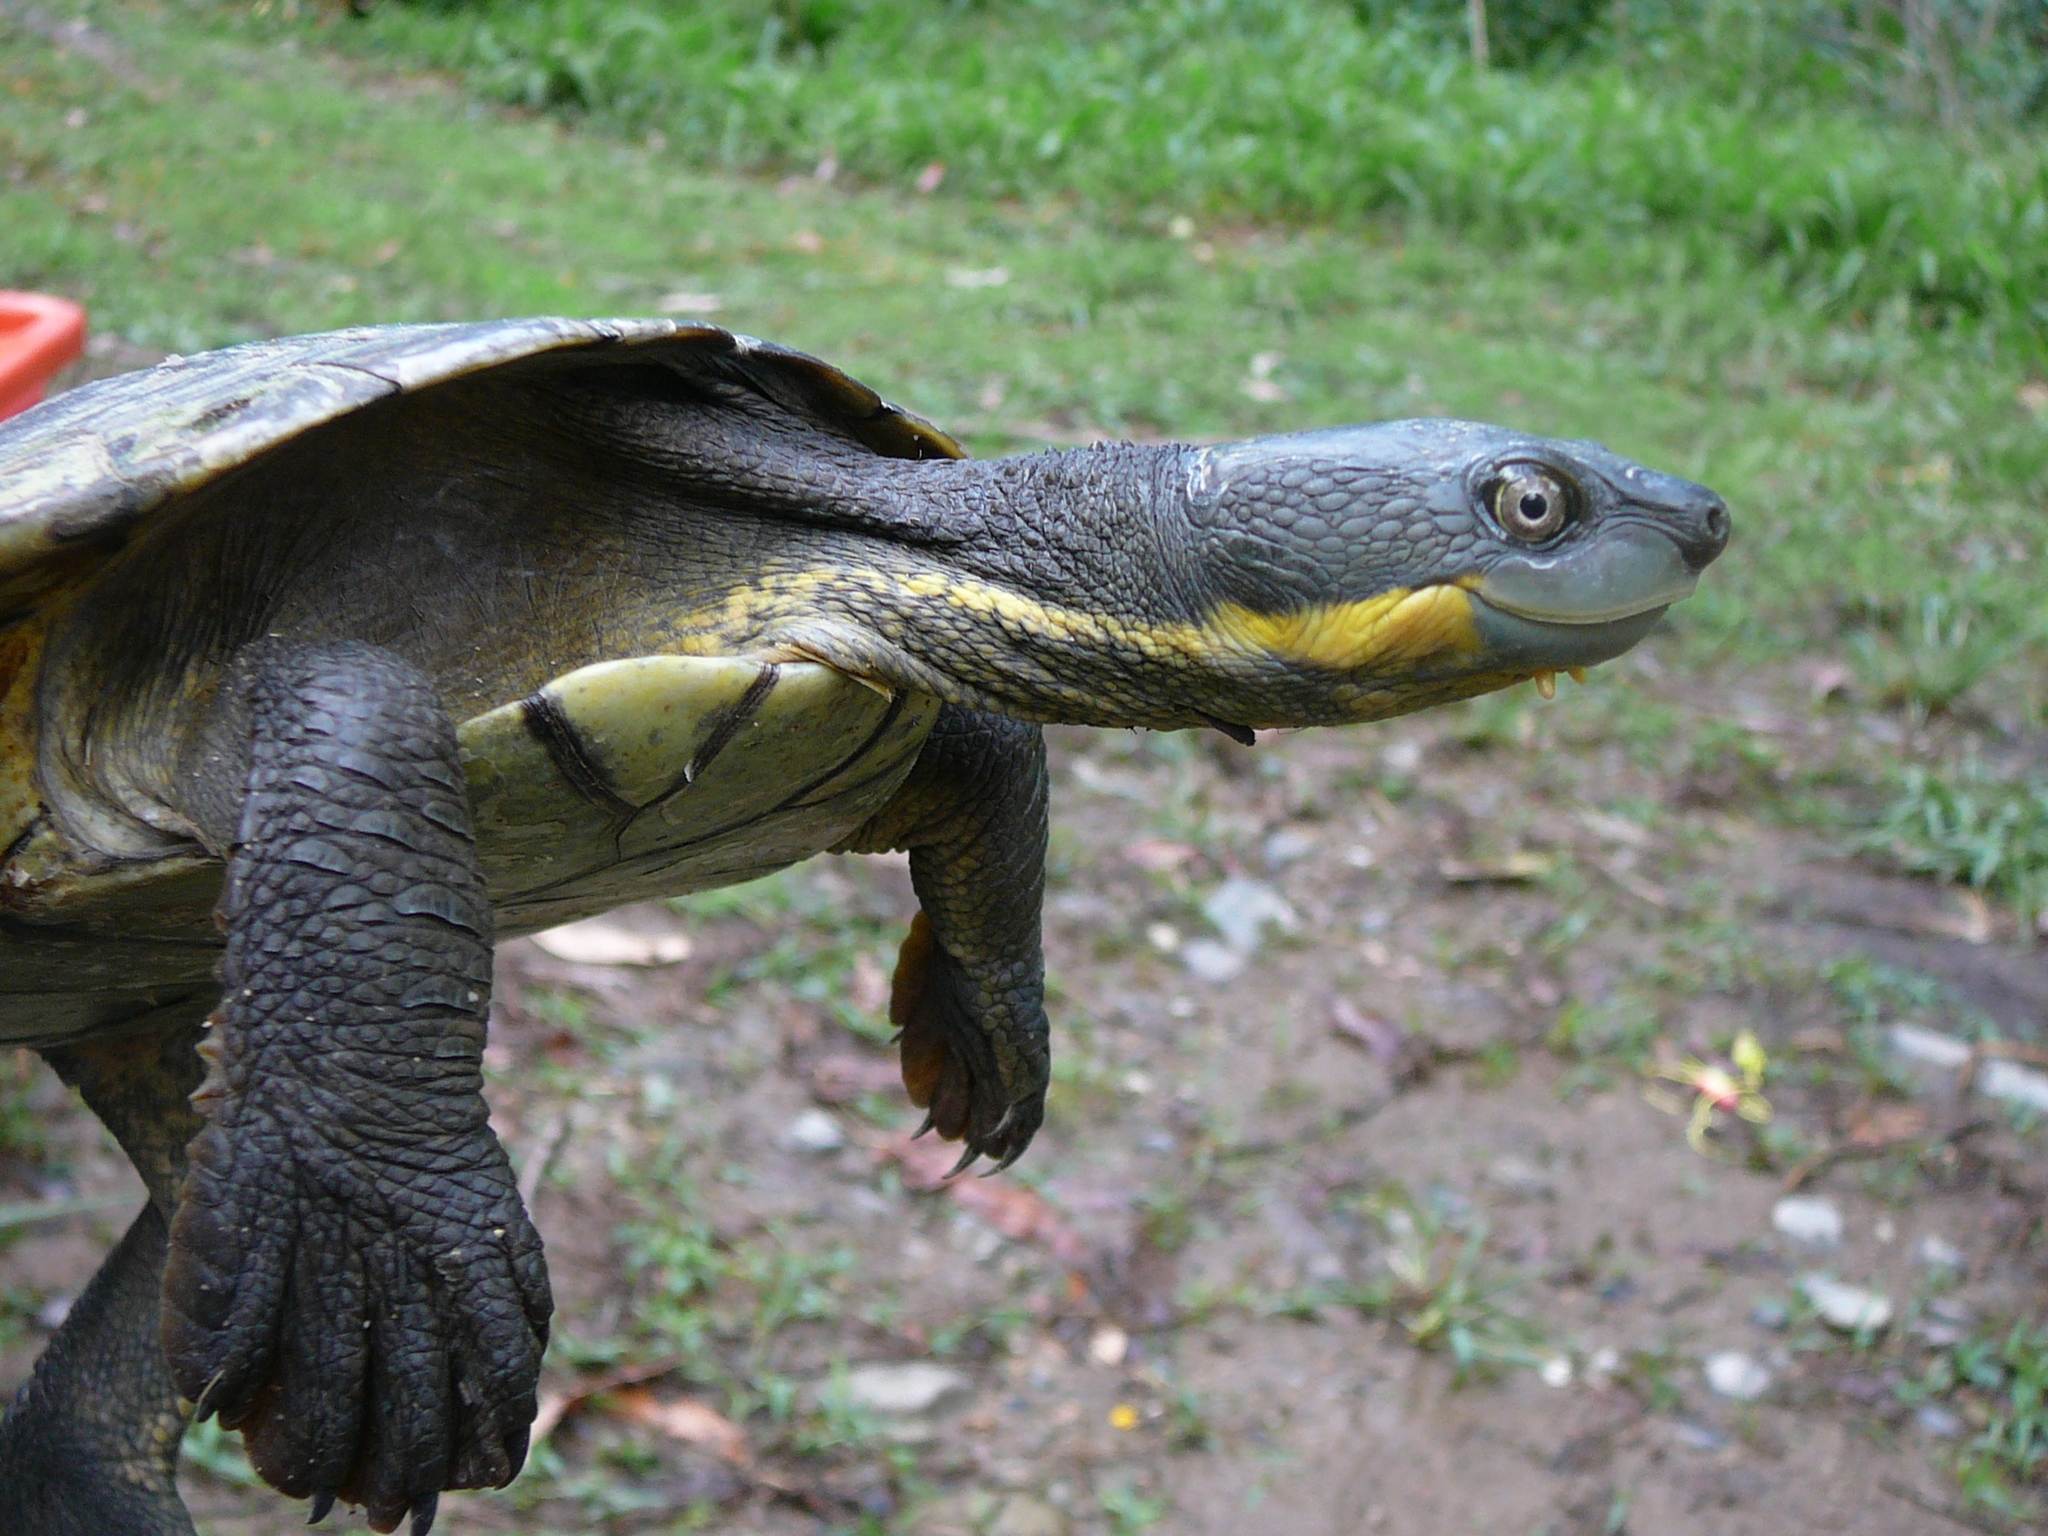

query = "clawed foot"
[890, 912, 1047, 1173]
[162, 1092, 551, 1534]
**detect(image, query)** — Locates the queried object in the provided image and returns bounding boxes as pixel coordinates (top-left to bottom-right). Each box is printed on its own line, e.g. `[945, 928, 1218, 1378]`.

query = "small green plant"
[1100, 1481, 1169, 1535]
[1903, 1319, 2048, 1512]
[1547, 996, 1664, 1096]
[1863, 765, 2048, 925]
[1846, 593, 2017, 715]
[180, 1417, 261, 1488]
[1344, 1189, 1544, 1382]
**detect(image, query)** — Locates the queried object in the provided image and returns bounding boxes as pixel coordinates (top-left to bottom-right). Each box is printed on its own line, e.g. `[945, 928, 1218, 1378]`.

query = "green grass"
[1905, 1320, 2048, 1515]
[295, 0, 2048, 352]
[1864, 765, 2048, 925]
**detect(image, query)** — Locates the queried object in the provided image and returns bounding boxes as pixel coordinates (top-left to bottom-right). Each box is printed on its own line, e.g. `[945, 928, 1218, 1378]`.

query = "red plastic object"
[0, 293, 88, 422]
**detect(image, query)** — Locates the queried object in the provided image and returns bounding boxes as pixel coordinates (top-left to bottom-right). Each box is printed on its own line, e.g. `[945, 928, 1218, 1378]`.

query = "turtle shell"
[0, 319, 963, 1048]
[0, 318, 960, 617]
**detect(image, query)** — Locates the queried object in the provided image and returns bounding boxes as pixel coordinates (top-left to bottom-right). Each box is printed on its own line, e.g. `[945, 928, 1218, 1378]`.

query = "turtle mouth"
[1465, 525, 1699, 670]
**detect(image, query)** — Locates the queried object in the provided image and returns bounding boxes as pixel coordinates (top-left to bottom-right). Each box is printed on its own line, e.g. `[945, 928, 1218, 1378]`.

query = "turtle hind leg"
[0, 1008, 210, 1536]
[842, 705, 1051, 1172]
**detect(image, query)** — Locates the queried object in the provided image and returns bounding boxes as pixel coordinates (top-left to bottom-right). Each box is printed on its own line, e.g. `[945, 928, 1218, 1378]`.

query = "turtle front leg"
[160, 642, 550, 1535]
[840, 705, 1049, 1172]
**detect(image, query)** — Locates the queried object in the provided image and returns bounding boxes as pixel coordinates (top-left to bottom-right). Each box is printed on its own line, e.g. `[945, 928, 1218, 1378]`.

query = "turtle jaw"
[1464, 522, 1706, 673]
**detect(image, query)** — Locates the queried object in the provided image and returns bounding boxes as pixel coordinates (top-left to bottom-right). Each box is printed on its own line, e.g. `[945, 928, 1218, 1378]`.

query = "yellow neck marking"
[1208, 585, 1480, 672]
[674, 567, 1479, 675]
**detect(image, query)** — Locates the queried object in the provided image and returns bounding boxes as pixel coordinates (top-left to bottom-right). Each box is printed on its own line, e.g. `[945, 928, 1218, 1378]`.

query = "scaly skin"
[0, 326, 1728, 1534]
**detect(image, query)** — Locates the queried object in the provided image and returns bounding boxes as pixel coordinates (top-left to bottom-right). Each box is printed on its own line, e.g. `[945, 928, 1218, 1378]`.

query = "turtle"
[0, 317, 1728, 1535]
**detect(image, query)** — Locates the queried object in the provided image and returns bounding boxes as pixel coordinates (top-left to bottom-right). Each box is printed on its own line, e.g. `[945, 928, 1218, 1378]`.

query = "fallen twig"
[1782, 1119, 1991, 1195]
[1880, 1477, 2043, 1536]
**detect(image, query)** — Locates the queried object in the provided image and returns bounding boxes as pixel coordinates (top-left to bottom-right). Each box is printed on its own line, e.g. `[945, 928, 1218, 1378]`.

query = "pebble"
[1800, 1275, 1894, 1332]
[987, 1495, 1069, 1536]
[782, 1109, 846, 1154]
[1915, 1233, 1965, 1271]
[1916, 1403, 1964, 1439]
[1484, 1155, 1555, 1201]
[1749, 1299, 1791, 1331]
[1911, 1295, 1976, 1347]
[1200, 877, 1299, 954]
[839, 1363, 972, 1416]
[35, 1294, 71, 1331]
[1978, 1059, 2048, 1114]
[1538, 1356, 1573, 1388]
[1703, 1350, 1773, 1401]
[1672, 1419, 1732, 1449]
[1261, 827, 1320, 868]
[1771, 1195, 1843, 1248]
[1087, 1326, 1129, 1367]
[1180, 939, 1246, 984]
[1888, 1023, 1972, 1070]
[529, 915, 692, 965]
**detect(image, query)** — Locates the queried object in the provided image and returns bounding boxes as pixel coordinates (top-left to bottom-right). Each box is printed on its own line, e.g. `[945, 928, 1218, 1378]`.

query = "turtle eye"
[1492, 467, 1571, 543]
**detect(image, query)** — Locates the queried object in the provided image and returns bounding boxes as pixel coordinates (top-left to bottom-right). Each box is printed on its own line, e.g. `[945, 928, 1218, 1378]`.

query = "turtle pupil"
[1518, 491, 1548, 524]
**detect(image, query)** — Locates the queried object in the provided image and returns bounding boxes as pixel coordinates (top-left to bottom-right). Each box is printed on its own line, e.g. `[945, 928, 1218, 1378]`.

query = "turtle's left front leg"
[161, 641, 551, 1536]
[839, 704, 1049, 1172]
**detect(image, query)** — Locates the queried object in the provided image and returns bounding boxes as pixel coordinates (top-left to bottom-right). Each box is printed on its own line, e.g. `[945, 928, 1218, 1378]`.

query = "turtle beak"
[1467, 477, 1729, 670]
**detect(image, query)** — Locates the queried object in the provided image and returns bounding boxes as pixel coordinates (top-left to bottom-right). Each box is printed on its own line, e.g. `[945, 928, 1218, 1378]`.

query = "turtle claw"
[410, 1492, 440, 1536]
[308, 1490, 335, 1526]
[911, 1110, 936, 1140]
[943, 1144, 981, 1179]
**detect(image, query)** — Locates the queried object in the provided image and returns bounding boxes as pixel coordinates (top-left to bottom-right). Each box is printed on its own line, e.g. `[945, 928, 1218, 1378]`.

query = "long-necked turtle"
[0, 318, 1726, 1534]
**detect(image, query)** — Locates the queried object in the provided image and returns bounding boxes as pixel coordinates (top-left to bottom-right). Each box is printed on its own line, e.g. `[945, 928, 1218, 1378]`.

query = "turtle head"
[1181, 419, 1729, 726]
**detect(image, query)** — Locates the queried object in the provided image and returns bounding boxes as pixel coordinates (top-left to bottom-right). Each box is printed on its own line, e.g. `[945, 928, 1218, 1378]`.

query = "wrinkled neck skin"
[747, 447, 1507, 733]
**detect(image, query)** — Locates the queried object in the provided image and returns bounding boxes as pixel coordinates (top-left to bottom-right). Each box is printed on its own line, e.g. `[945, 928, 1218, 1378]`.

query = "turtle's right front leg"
[160, 642, 551, 1536]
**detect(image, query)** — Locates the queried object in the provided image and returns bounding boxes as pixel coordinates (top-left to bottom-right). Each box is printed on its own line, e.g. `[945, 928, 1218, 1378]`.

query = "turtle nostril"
[1704, 500, 1730, 551]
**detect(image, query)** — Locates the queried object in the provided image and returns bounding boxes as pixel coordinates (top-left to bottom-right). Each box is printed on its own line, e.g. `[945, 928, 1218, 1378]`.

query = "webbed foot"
[891, 910, 1046, 1172]
[159, 641, 551, 1534]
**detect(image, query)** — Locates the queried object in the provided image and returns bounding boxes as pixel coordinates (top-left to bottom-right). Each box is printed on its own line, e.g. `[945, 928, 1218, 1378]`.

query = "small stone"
[1145, 922, 1181, 955]
[839, 1363, 972, 1417]
[987, 1494, 1068, 1536]
[1978, 1059, 2048, 1114]
[1584, 1346, 1621, 1382]
[1538, 1356, 1573, 1388]
[1703, 1350, 1772, 1401]
[783, 1109, 845, 1154]
[1672, 1419, 1732, 1449]
[530, 914, 692, 965]
[35, 1294, 72, 1331]
[1916, 1403, 1964, 1438]
[1800, 1275, 1893, 1332]
[1749, 1299, 1791, 1331]
[1915, 1234, 1965, 1271]
[1888, 1023, 1972, 1070]
[1484, 1155, 1555, 1201]
[1911, 1295, 1975, 1347]
[1261, 827, 1320, 868]
[1200, 877, 1298, 954]
[1087, 1325, 1129, 1367]
[1181, 939, 1245, 984]
[1771, 1195, 1843, 1248]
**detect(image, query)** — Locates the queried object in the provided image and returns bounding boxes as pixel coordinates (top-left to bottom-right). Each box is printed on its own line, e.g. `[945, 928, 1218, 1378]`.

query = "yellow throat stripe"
[1207, 584, 1481, 672]
[692, 568, 1480, 674]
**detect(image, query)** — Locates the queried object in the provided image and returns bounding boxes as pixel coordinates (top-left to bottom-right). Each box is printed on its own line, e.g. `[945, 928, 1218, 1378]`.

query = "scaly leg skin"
[0, 1010, 209, 1536]
[159, 642, 551, 1536]
[840, 705, 1050, 1172]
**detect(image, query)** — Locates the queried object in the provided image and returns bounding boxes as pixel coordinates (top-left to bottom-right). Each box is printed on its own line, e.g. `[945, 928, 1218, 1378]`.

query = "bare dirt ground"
[2, 636, 2043, 1536]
